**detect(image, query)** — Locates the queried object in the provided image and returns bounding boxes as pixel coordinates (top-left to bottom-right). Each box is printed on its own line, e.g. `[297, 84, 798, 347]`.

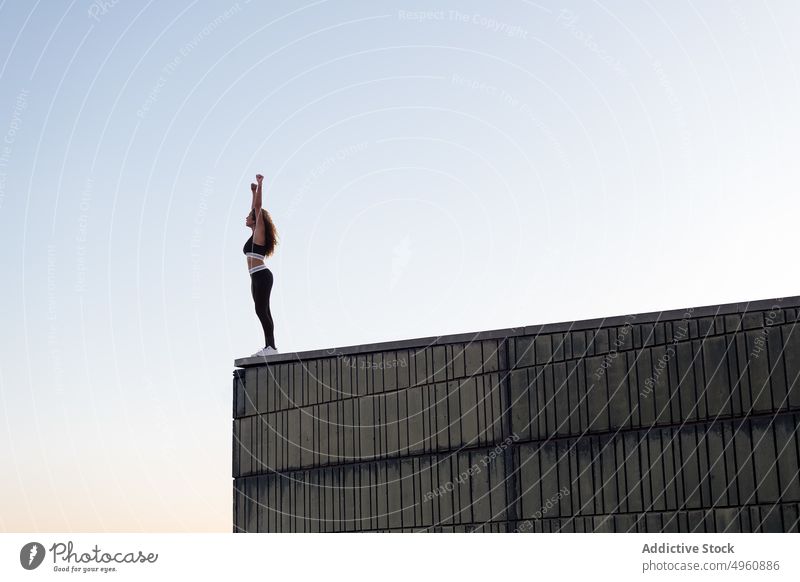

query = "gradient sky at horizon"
[1, 0, 798, 531]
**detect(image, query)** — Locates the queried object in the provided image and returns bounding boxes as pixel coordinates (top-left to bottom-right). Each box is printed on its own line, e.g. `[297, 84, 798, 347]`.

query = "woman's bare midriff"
[246, 257, 265, 270]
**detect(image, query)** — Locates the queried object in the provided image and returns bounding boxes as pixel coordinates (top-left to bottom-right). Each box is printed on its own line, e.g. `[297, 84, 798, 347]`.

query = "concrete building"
[232, 296, 800, 532]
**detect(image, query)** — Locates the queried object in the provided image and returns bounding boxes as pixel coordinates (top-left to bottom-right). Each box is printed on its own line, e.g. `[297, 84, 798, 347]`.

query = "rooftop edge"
[233, 294, 798, 368]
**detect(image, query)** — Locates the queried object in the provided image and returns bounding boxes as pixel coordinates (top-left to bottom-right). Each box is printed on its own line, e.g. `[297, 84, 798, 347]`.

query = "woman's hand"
[253, 175, 264, 210]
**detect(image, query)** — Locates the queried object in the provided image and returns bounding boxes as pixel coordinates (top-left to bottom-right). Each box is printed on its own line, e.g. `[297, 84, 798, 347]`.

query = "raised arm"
[253, 173, 264, 211]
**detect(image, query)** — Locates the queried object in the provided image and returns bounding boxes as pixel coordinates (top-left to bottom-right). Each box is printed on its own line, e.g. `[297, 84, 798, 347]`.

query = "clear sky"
[0, 0, 798, 532]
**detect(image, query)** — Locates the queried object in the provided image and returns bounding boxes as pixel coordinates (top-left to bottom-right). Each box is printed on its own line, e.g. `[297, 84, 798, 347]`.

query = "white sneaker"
[251, 346, 279, 357]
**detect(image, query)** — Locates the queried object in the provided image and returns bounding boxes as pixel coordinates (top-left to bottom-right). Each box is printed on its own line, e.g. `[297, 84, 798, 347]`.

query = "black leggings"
[250, 268, 276, 349]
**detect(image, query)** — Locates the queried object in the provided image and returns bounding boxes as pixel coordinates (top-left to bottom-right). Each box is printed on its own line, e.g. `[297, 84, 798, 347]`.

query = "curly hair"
[250, 208, 279, 257]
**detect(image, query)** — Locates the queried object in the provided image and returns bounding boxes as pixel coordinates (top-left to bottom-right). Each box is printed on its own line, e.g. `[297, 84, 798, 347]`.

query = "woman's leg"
[251, 269, 276, 349]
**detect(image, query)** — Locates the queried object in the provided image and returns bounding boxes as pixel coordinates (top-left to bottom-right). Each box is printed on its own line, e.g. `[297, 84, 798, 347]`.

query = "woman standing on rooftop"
[243, 173, 279, 357]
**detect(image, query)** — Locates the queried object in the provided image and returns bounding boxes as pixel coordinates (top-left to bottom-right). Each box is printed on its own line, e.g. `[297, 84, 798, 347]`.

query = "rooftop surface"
[233, 294, 798, 368]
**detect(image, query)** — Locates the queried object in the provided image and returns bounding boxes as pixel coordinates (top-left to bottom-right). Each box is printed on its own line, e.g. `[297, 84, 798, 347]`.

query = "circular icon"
[20, 542, 46, 570]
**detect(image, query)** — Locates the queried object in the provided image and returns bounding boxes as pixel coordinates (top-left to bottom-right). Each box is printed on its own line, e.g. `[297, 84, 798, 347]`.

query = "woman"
[244, 173, 279, 356]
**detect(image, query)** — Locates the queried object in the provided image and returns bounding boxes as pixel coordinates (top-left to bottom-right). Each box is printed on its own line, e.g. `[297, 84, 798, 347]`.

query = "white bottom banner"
[1, 533, 797, 581]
